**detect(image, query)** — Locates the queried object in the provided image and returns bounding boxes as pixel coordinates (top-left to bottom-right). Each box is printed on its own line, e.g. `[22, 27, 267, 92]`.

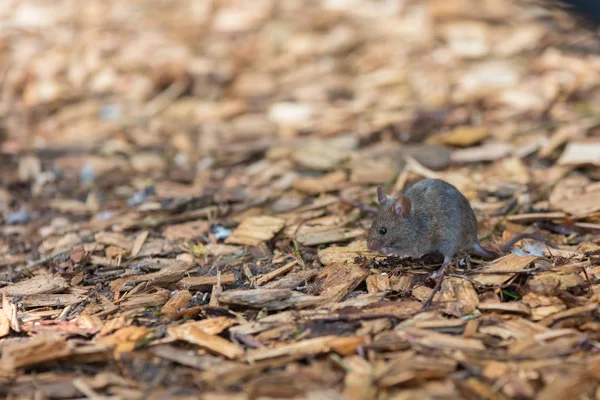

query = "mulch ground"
[1, 0, 600, 399]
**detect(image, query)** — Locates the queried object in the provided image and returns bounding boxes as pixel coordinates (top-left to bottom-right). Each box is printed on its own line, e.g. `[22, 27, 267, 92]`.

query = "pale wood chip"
[557, 141, 600, 166]
[472, 254, 538, 286]
[130, 230, 149, 258]
[539, 303, 598, 326]
[399, 327, 485, 351]
[109, 260, 194, 292]
[246, 335, 365, 362]
[217, 288, 292, 308]
[168, 317, 235, 336]
[205, 243, 245, 257]
[549, 175, 600, 217]
[531, 305, 568, 321]
[293, 139, 354, 171]
[120, 289, 170, 310]
[508, 333, 583, 358]
[295, 226, 364, 246]
[478, 302, 531, 315]
[342, 356, 377, 400]
[162, 220, 209, 241]
[169, 324, 244, 359]
[439, 277, 479, 316]
[94, 232, 134, 251]
[0, 306, 10, 338]
[390, 275, 414, 292]
[350, 160, 397, 184]
[436, 126, 489, 147]
[375, 352, 458, 387]
[264, 269, 318, 290]
[538, 123, 584, 158]
[2, 336, 71, 371]
[329, 292, 387, 311]
[507, 212, 567, 222]
[96, 326, 150, 355]
[450, 143, 512, 163]
[178, 273, 237, 290]
[0, 274, 69, 296]
[161, 290, 192, 316]
[76, 315, 104, 334]
[16, 293, 87, 308]
[293, 171, 347, 194]
[529, 272, 585, 294]
[256, 261, 296, 286]
[317, 262, 369, 303]
[366, 274, 391, 293]
[318, 245, 379, 265]
[3, 294, 21, 333]
[150, 344, 222, 370]
[225, 216, 285, 246]
[413, 319, 467, 330]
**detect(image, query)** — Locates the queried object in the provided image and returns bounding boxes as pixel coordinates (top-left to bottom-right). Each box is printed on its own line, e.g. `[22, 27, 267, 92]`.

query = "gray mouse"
[367, 179, 556, 276]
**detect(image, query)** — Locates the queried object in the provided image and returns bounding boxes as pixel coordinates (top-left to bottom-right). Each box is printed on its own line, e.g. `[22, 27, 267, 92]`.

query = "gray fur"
[367, 179, 478, 261]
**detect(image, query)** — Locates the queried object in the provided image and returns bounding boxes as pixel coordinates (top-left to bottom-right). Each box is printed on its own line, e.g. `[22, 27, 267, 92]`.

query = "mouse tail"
[501, 233, 558, 253]
[472, 242, 500, 259]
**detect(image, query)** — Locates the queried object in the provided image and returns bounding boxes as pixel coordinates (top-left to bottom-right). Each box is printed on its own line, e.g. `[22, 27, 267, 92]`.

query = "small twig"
[16, 248, 71, 272]
[422, 270, 446, 310]
[466, 267, 545, 275]
[293, 240, 306, 270]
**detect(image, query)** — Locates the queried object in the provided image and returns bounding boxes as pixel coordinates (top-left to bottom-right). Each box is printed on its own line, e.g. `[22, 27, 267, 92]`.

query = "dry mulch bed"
[1, 0, 600, 399]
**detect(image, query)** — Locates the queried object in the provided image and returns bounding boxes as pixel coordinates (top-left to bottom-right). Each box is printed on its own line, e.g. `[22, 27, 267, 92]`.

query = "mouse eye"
[379, 227, 387, 235]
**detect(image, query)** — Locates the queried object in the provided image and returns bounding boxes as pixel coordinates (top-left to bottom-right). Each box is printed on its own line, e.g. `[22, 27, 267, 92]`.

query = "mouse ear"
[394, 195, 412, 218]
[376, 185, 387, 205]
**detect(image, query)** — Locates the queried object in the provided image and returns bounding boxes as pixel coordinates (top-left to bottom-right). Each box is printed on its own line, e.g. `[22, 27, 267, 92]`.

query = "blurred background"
[0, 0, 599, 217]
[2, 2, 600, 398]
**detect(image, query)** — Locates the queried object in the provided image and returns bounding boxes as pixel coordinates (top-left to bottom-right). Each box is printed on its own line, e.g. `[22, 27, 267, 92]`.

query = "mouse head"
[367, 185, 412, 254]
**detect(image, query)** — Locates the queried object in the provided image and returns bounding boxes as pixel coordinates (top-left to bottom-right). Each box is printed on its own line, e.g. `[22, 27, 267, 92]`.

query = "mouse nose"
[367, 238, 382, 252]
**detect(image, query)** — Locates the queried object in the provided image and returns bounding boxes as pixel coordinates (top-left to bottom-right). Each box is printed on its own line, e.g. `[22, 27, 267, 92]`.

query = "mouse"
[366, 179, 557, 277]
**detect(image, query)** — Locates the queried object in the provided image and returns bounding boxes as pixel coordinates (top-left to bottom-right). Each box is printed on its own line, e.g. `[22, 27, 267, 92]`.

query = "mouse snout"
[367, 238, 382, 252]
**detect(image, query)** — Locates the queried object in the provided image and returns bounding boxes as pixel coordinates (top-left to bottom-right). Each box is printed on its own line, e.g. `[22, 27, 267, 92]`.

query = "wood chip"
[246, 335, 365, 362]
[399, 327, 485, 351]
[96, 326, 150, 355]
[317, 262, 369, 303]
[478, 302, 531, 315]
[178, 273, 237, 290]
[439, 277, 479, 316]
[507, 212, 567, 222]
[437, 126, 489, 147]
[0, 274, 69, 296]
[130, 230, 149, 258]
[557, 141, 600, 166]
[109, 260, 194, 293]
[226, 216, 285, 246]
[161, 290, 192, 316]
[217, 288, 292, 308]
[169, 324, 244, 359]
[256, 261, 296, 286]
[318, 245, 378, 265]
[296, 226, 364, 246]
[2, 336, 71, 371]
[293, 171, 347, 194]
[539, 303, 598, 327]
[366, 274, 391, 293]
[450, 143, 512, 163]
[472, 254, 538, 286]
